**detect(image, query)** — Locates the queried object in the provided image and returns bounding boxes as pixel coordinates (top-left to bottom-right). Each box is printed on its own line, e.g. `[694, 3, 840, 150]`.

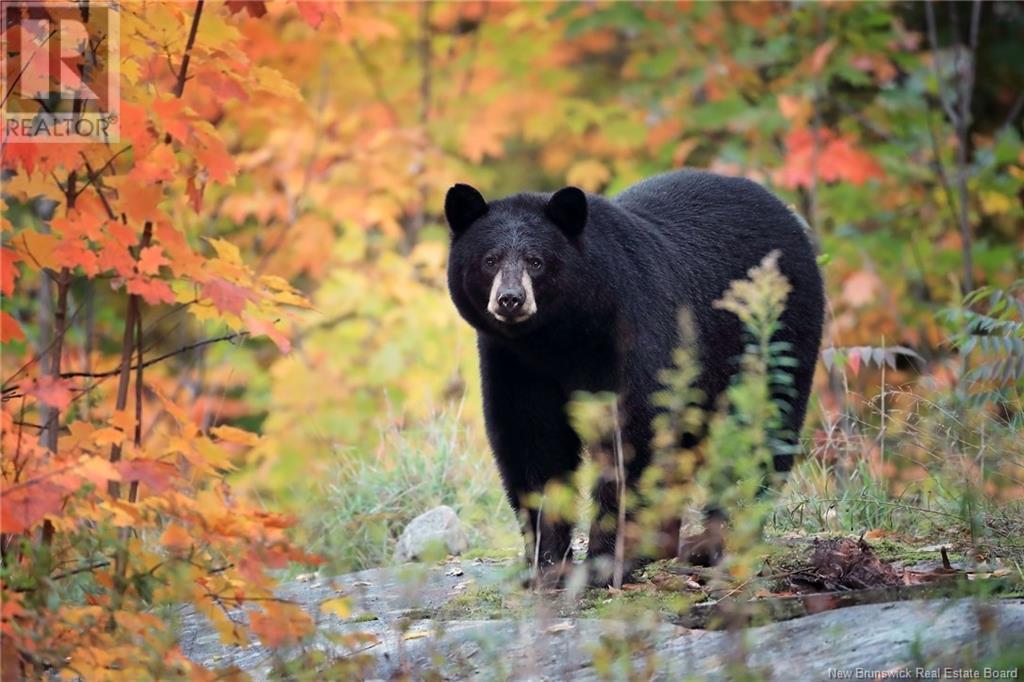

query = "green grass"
[301, 410, 518, 573]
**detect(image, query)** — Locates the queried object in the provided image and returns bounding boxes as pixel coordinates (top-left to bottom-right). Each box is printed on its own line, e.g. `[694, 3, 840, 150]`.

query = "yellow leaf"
[110, 410, 136, 433]
[77, 456, 122, 487]
[211, 425, 260, 447]
[155, 389, 198, 435]
[403, 629, 432, 641]
[12, 230, 61, 270]
[205, 237, 243, 265]
[567, 159, 611, 192]
[61, 421, 96, 450]
[252, 66, 302, 101]
[194, 436, 234, 468]
[98, 500, 140, 527]
[979, 191, 1013, 215]
[2, 171, 64, 202]
[92, 427, 126, 447]
[320, 597, 351, 619]
[196, 11, 241, 47]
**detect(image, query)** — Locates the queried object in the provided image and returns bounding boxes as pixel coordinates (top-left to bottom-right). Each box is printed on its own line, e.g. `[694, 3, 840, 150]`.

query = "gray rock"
[394, 505, 469, 562]
[177, 560, 1024, 680]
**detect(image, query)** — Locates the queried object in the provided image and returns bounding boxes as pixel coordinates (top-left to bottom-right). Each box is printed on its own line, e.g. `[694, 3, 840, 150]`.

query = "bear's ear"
[545, 186, 587, 239]
[445, 183, 488, 236]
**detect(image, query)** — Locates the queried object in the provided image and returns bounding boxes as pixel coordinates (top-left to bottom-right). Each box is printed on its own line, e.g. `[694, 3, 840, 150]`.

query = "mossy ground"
[426, 512, 1024, 625]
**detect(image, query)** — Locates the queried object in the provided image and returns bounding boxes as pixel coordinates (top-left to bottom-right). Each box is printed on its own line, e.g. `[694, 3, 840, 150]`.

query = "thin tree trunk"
[926, 0, 981, 294]
[407, 0, 432, 251]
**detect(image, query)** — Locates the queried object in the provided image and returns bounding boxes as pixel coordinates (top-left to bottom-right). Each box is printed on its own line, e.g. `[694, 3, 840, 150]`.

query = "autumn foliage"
[1, 0, 1022, 678]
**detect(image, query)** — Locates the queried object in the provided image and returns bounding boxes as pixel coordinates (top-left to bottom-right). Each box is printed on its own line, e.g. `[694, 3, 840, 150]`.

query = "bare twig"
[60, 332, 248, 380]
[612, 403, 627, 590]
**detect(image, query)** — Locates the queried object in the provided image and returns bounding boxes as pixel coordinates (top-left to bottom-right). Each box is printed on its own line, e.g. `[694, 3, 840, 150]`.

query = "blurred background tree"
[1, 2, 1022, 672]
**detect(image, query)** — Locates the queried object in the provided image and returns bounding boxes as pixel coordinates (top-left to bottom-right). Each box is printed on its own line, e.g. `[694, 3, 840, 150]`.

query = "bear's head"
[444, 183, 588, 338]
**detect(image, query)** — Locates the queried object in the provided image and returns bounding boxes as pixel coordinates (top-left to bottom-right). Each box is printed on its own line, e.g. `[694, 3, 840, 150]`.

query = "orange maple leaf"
[153, 98, 191, 143]
[53, 239, 100, 277]
[120, 184, 165, 225]
[193, 128, 236, 184]
[126, 275, 176, 305]
[131, 144, 178, 184]
[160, 524, 192, 553]
[137, 246, 170, 276]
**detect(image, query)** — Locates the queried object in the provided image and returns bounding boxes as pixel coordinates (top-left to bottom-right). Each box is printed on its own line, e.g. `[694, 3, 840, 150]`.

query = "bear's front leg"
[479, 341, 581, 586]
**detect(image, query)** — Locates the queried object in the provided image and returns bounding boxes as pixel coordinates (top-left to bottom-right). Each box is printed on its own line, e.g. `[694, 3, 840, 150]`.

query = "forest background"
[1, 1, 1022, 677]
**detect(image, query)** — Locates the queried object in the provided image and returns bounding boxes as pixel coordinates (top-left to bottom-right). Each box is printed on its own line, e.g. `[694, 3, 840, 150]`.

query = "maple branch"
[39, 169, 81, 547]
[0, 295, 86, 393]
[11, 560, 113, 592]
[110, 0, 205, 499]
[60, 332, 250, 380]
[76, 147, 132, 211]
[107, 295, 141, 498]
[127, 311, 144, 504]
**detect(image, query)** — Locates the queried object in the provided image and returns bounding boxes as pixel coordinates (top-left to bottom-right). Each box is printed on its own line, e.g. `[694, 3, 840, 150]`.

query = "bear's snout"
[497, 289, 524, 313]
[487, 268, 537, 323]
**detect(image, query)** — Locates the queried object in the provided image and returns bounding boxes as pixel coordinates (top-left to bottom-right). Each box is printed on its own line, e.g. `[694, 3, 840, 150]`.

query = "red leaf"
[821, 136, 884, 185]
[202, 278, 255, 316]
[26, 376, 74, 411]
[226, 1, 267, 18]
[848, 350, 862, 376]
[0, 311, 25, 343]
[1, 481, 65, 534]
[810, 39, 836, 75]
[243, 314, 291, 353]
[777, 127, 884, 189]
[1, 248, 22, 296]
[296, 2, 335, 28]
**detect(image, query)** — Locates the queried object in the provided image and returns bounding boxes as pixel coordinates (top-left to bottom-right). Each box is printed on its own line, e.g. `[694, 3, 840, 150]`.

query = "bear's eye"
[526, 257, 543, 271]
[484, 256, 497, 268]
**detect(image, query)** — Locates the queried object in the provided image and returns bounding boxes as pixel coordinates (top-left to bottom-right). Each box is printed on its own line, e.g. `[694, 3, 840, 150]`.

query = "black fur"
[445, 169, 825, 571]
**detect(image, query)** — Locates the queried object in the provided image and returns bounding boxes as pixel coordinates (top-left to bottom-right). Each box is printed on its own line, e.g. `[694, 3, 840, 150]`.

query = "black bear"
[445, 169, 824, 583]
